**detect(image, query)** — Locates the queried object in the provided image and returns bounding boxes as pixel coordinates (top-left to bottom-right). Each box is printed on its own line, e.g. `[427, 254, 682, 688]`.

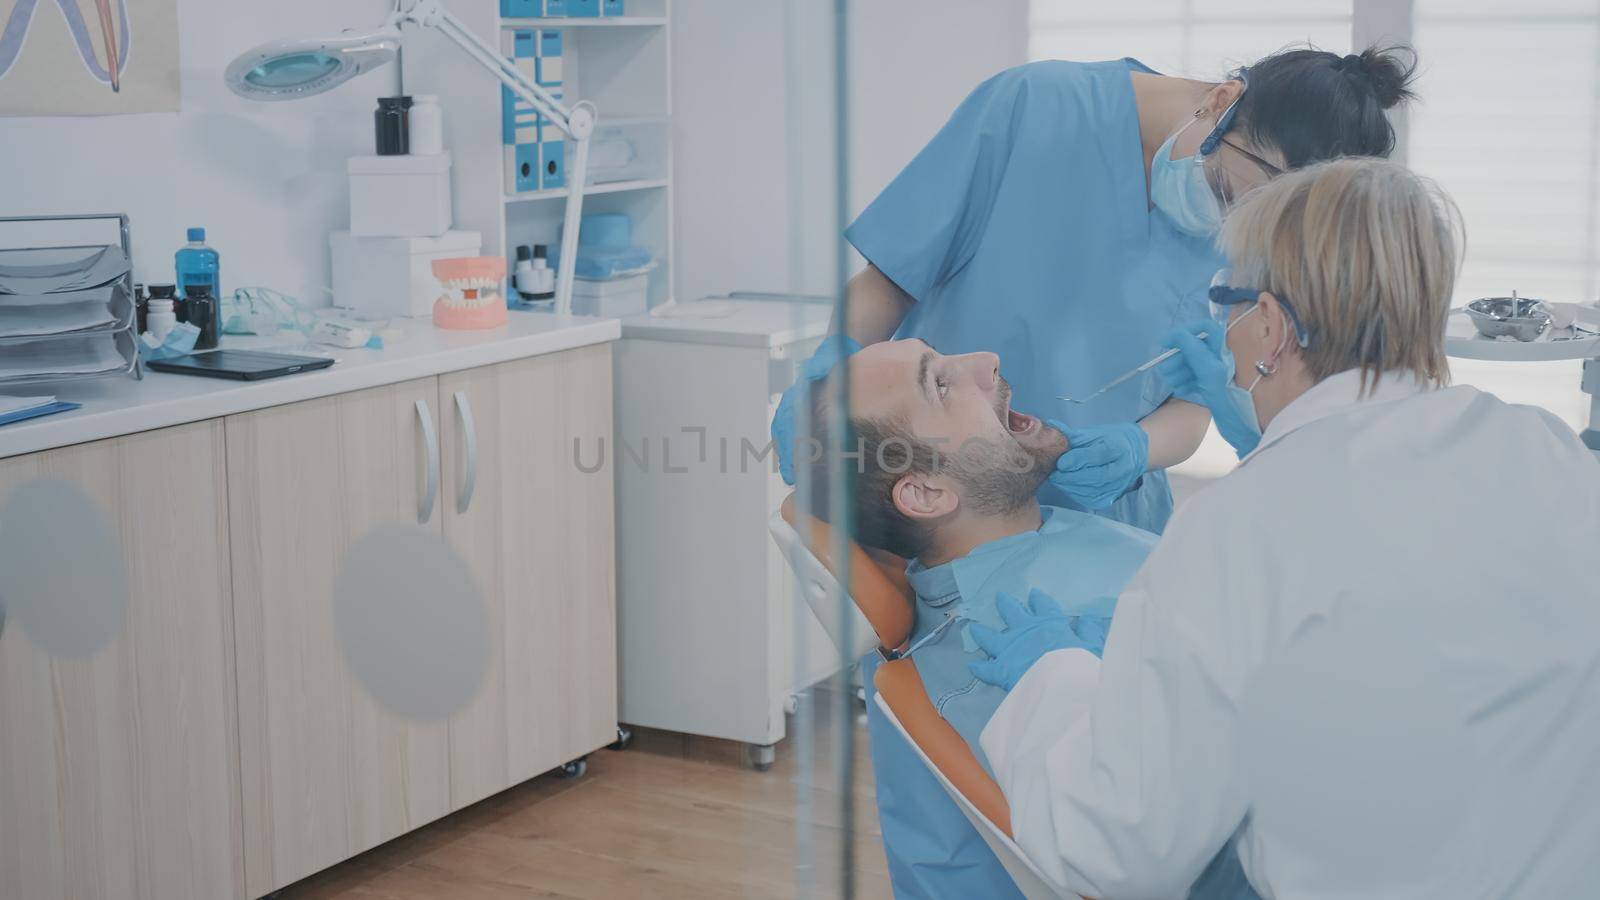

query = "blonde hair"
[1220, 157, 1463, 392]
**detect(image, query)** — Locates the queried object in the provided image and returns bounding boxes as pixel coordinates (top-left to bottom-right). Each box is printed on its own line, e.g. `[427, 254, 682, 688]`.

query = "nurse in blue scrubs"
[773, 45, 1418, 897]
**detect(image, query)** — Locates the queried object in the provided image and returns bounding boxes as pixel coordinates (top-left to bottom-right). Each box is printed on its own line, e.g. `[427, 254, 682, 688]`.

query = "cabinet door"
[226, 377, 450, 897]
[440, 344, 617, 809]
[0, 422, 244, 900]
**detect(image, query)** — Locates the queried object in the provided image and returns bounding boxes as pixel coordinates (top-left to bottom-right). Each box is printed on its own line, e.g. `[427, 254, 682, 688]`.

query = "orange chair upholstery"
[779, 493, 916, 651]
[777, 492, 1011, 835]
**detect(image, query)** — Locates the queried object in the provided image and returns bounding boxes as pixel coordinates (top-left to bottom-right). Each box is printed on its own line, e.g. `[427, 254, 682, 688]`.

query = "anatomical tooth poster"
[0, 0, 179, 116]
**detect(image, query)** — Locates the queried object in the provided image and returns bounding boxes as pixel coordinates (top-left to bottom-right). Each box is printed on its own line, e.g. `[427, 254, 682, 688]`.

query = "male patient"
[796, 338, 1251, 900]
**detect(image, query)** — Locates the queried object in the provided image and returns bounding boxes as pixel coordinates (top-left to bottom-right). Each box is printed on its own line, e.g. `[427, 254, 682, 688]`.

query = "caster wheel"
[555, 757, 588, 779]
[747, 743, 777, 772]
[607, 726, 633, 751]
[784, 693, 800, 716]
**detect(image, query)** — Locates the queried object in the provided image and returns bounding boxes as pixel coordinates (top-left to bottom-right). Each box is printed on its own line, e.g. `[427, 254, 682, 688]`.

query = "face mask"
[1150, 117, 1224, 238]
[1218, 340, 1263, 440]
[1218, 304, 1291, 443]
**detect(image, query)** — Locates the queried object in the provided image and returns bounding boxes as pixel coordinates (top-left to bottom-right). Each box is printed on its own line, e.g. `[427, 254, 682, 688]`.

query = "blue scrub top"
[845, 58, 1225, 534]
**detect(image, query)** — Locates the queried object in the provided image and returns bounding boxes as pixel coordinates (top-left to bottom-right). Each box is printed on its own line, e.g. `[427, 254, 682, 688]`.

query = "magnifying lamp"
[225, 0, 596, 316]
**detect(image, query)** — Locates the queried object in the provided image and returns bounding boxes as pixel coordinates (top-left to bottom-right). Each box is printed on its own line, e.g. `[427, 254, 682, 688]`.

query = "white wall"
[0, 1, 1025, 308]
[0, 0, 394, 301]
[670, 0, 1028, 304]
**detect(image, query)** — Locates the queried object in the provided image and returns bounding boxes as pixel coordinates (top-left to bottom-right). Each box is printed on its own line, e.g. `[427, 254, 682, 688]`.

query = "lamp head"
[225, 29, 401, 101]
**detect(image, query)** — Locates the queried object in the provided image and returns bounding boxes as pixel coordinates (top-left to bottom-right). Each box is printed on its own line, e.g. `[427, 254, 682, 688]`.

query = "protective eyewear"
[1208, 269, 1310, 348]
[1198, 72, 1283, 207]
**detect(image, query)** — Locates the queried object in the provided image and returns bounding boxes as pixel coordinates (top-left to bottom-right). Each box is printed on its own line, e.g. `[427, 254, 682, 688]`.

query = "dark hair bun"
[1343, 45, 1417, 109]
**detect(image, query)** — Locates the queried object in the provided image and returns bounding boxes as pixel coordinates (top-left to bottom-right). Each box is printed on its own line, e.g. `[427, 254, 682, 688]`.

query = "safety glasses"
[1197, 72, 1284, 208]
[1208, 269, 1311, 348]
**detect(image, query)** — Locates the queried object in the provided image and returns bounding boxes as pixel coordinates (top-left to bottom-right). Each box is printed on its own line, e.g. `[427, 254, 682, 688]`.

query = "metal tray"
[0, 282, 134, 342]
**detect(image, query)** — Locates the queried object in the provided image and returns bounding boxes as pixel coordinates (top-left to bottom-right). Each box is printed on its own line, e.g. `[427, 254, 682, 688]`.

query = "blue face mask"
[1218, 339, 1263, 440]
[1150, 118, 1224, 238]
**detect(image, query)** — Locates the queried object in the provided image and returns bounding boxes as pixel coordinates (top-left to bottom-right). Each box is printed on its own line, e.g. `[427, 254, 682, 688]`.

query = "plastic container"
[409, 94, 444, 156]
[187, 284, 220, 350]
[146, 297, 176, 342]
[374, 96, 412, 155]
[175, 227, 220, 309]
[571, 272, 648, 318]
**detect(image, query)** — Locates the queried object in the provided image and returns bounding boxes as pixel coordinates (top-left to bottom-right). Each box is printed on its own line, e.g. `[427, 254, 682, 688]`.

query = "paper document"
[0, 300, 116, 338]
[0, 337, 127, 378]
[0, 395, 55, 416]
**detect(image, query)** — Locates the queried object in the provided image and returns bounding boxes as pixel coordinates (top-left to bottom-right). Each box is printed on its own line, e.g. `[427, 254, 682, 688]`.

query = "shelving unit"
[504, 177, 668, 203]
[501, 16, 667, 27]
[405, 0, 674, 310]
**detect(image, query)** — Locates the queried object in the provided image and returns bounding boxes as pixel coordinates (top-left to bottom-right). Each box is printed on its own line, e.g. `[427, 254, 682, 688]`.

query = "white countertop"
[619, 297, 831, 348]
[0, 311, 620, 460]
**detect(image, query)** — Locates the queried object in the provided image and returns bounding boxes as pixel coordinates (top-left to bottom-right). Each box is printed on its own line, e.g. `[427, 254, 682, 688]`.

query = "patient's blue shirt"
[902, 504, 1157, 772]
[897, 504, 1259, 899]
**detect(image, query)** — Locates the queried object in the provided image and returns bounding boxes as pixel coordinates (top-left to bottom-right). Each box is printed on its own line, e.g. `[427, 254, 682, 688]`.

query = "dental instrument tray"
[0, 214, 141, 386]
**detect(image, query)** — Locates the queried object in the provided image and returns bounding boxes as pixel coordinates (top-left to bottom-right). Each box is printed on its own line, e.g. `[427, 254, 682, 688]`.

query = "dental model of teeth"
[431, 256, 509, 330]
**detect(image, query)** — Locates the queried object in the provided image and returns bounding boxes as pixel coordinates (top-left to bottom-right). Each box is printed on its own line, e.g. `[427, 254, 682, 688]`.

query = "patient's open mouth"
[1006, 409, 1040, 436]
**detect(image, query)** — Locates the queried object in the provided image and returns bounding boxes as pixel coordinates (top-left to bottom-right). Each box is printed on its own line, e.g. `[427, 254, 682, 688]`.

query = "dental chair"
[768, 494, 1074, 900]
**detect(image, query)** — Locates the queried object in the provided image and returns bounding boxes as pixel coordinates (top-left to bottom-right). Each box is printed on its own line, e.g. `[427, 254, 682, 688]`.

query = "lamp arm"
[398, 0, 595, 315]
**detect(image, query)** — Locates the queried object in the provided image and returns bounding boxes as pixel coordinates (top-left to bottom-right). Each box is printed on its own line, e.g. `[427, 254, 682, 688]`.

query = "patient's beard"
[948, 427, 1066, 516]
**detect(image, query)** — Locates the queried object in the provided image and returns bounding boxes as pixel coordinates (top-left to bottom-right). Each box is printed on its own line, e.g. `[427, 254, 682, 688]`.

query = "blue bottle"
[175, 227, 220, 311]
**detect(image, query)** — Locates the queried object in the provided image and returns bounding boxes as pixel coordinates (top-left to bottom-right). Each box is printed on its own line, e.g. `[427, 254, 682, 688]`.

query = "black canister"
[374, 96, 413, 156]
[187, 284, 220, 350]
[133, 283, 148, 334]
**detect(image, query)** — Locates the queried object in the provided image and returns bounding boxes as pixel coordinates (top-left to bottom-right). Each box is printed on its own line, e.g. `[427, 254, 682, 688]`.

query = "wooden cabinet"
[226, 377, 451, 897]
[0, 422, 244, 900]
[226, 347, 618, 894]
[439, 344, 618, 809]
[0, 344, 618, 898]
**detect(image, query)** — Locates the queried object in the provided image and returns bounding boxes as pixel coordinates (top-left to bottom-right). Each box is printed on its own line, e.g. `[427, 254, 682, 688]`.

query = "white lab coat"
[981, 370, 1600, 899]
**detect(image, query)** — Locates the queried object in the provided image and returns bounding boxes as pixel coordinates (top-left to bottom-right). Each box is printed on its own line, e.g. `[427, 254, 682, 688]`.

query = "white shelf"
[501, 16, 666, 28]
[504, 177, 668, 204]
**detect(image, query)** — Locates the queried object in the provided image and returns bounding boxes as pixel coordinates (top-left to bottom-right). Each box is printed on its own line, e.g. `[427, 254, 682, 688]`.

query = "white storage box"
[571, 273, 649, 318]
[330, 230, 482, 318]
[347, 152, 453, 237]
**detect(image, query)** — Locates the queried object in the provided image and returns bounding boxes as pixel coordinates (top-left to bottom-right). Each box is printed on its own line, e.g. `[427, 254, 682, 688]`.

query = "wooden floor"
[278, 686, 890, 899]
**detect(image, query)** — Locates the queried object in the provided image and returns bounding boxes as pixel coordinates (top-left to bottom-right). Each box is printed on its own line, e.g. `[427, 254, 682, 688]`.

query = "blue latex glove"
[967, 589, 1102, 691]
[1155, 322, 1262, 458]
[1045, 419, 1149, 511]
[772, 334, 862, 484]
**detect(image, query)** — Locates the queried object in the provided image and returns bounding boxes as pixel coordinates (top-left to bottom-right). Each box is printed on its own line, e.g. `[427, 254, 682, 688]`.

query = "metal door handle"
[453, 390, 478, 514]
[416, 398, 439, 524]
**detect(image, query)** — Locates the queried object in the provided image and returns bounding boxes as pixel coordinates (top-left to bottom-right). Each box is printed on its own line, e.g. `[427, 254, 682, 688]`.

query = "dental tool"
[1057, 338, 1205, 404]
[1058, 303, 1262, 403]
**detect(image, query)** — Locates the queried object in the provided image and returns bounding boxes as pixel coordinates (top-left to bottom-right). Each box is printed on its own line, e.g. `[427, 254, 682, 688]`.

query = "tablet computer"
[145, 349, 336, 381]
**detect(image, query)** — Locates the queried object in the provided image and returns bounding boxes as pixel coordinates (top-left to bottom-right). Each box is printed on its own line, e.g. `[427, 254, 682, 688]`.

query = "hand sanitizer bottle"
[175, 227, 220, 310]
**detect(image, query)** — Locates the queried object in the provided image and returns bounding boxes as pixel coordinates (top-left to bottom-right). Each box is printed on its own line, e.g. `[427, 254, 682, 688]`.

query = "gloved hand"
[1155, 322, 1262, 458]
[1045, 419, 1149, 510]
[968, 589, 1105, 691]
[772, 334, 863, 484]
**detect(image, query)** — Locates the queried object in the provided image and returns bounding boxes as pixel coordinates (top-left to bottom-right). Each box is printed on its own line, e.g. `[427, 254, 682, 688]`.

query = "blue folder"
[0, 401, 81, 427]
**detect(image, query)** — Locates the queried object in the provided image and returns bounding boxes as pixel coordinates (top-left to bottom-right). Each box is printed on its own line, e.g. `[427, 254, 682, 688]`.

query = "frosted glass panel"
[1030, 0, 1351, 77]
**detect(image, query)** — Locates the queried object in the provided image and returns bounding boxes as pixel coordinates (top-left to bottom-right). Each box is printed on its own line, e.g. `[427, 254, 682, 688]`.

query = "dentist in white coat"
[969, 158, 1600, 899]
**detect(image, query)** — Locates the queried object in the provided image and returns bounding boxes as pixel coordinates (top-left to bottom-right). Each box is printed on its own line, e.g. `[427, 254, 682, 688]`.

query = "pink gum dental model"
[432, 256, 509, 331]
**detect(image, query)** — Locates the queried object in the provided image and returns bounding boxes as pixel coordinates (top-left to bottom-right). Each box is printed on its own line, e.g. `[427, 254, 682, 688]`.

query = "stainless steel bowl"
[1465, 296, 1550, 341]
